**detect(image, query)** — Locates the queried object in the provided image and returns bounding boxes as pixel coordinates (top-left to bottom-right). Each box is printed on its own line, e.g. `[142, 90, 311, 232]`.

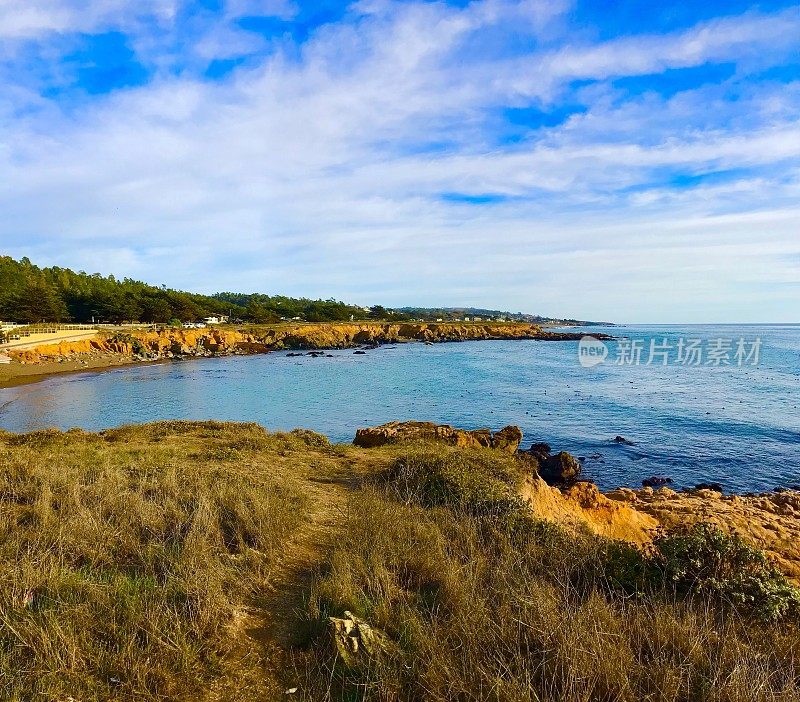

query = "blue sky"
[1, 0, 799, 322]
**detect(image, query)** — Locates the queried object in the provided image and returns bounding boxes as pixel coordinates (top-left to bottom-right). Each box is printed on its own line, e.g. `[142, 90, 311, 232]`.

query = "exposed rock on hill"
[357, 421, 656, 543]
[519, 475, 658, 543]
[353, 421, 523, 452]
[355, 421, 800, 579]
[608, 486, 800, 580]
[520, 442, 583, 483]
[328, 611, 395, 668]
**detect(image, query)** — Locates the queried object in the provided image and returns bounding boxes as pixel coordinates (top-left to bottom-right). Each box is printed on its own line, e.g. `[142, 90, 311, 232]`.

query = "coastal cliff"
[6, 321, 600, 367]
[355, 420, 800, 580]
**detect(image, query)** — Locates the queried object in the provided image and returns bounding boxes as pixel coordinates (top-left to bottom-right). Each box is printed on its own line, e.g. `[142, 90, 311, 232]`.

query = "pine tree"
[6, 278, 70, 322]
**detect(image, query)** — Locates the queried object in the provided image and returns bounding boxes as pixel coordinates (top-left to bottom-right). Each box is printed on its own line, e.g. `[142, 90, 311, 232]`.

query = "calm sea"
[1, 324, 798, 492]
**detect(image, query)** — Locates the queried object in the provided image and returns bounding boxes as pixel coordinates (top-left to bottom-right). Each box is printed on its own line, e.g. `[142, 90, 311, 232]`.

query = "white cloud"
[0, 0, 178, 38]
[0, 0, 799, 322]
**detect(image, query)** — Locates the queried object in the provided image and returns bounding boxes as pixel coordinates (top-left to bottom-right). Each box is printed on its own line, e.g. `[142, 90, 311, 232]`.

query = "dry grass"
[298, 442, 800, 702]
[3, 427, 800, 702]
[0, 421, 336, 701]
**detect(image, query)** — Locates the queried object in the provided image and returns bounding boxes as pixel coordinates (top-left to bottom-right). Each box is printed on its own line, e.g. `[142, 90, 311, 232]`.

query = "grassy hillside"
[301, 443, 800, 701]
[0, 423, 334, 700]
[1, 423, 799, 701]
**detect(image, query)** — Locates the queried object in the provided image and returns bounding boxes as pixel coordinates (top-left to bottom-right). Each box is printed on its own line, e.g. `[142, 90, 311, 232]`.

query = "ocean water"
[1, 324, 798, 492]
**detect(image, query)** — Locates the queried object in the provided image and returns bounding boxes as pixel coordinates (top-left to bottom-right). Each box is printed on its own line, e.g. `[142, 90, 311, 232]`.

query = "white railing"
[0, 322, 165, 345]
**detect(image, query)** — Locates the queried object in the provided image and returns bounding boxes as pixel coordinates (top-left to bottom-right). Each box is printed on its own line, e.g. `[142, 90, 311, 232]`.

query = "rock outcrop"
[354, 421, 657, 544]
[328, 611, 394, 668]
[519, 475, 658, 544]
[522, 443, 582, 483]
[491, 425, 524, 452]
[351, 421, 800, 576]
[607, 486, 800, 581]
[353, 421, 523, 452]
[6, 322, 607, 368]
[540, 451, 583, 483]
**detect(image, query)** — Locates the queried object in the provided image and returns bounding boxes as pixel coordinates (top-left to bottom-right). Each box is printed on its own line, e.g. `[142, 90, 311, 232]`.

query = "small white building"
[203, 315, 229, 325]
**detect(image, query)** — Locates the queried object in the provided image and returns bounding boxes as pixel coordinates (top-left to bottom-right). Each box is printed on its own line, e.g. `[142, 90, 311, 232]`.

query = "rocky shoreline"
[1, 322, 609, 384]
[355, 420, 800, 580]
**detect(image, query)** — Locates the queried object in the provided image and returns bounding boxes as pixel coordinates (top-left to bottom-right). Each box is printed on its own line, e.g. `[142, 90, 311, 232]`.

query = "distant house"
[203, 315, 229, 325]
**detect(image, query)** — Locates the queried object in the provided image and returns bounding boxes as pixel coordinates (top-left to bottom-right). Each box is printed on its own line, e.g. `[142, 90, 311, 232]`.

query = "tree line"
[0, 256, 370, 324]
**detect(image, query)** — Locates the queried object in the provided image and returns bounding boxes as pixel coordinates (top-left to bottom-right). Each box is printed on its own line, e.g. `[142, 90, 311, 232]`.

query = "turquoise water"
[1, 324, 798, 492]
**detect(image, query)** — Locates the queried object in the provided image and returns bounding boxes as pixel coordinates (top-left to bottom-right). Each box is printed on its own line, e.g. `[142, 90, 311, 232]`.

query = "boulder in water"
[540, 451, 582, 483]
[694, 482, 723, 493]
[642, 476, 673, 488]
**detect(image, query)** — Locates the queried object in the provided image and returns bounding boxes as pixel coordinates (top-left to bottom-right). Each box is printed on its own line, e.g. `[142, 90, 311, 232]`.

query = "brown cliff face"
[259, 322, 570, 348]
[607, 486, 800, 581]
[8, 329, 253, 364]
[354, 421, 800, 579]
[519, 475, 658, 544]
[8, 322, 592, 366]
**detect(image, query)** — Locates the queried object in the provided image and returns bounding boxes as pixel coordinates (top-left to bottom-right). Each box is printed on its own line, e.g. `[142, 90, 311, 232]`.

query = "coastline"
[1, 416, 799, 583]
[0, 321, 607, 389]
[0, 354, 179, 389]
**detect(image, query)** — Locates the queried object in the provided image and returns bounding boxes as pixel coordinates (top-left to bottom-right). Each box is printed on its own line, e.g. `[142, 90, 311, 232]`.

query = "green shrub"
[595, 539, 657, 595]
[652, 523, 800, 620]
[288, 428, 331, 448]
[385, 442, 527, 519]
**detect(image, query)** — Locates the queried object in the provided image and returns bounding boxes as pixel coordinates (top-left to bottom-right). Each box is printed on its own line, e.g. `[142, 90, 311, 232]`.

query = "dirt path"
[205, 470, 354, 701]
